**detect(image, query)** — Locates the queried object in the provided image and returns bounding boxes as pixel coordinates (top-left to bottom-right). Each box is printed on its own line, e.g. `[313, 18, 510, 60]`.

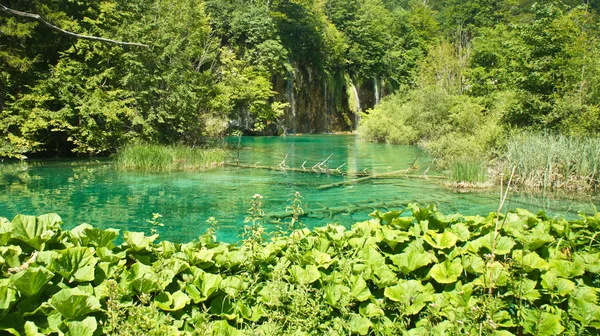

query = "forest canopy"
[1, 0, 599, 157]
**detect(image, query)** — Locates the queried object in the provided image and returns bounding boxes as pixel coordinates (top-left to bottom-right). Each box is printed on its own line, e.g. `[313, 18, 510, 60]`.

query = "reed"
[448, 159, 488, 183]
[115, 144, 225, 172]
[501, 133, 600, 191]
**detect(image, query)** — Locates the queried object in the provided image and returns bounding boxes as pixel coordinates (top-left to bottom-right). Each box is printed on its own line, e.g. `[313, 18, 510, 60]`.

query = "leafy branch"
[0, 3, 149, 47]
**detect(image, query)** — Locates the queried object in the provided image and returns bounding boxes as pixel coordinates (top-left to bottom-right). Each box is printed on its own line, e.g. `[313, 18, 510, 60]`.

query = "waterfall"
[349, 79, 361, 128]
[381, 78, 385, 99]
[286, 76, 297, 134]
[374, 77, 380, 105]
[324, 79, 330, 132]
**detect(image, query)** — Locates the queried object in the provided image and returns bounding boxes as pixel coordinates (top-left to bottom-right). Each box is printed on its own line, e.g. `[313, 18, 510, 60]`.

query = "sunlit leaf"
[428, 258, 463, 284]
[10, 266, 54, 297]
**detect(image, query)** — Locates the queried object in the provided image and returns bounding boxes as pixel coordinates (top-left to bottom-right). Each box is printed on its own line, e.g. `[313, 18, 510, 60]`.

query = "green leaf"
[324, 284, 350, 307]
[359, 302, 384, 318]
[123, 231, 158, 252]
[221, 276, 247, 298]
[513, 251, 548, 272]
[0, 279, 17, 311]
[428, 258, 463, 284]
[548, 259, 585, 278]
[51, 247, 98, 283]
[10, 267, 54, 297]
[66, 316, 97, 336]
[11, 214, 62, 250]
[290, 265, 320, 285]
[211, 320, 242, 335]
[522, 309, 564, 336]
[389, 249, 434, 274]
[350, 275, 371, 302]
[69, 225, 119, 249]
[155, 291, 190, 311]
[450, 223, 470, 241]
[349, 314, 372, 335]
[384, 280, 434, 315]
[0, 218, 12, 246]
[49, 287, 101, 320]
[424, 231, 457, 249]
[371, 264, 397, 288]
[380, 227, 410, 249]
[24, 321, 43, 336]
[0, 246, 22, 268]
[126, 262, 161, 294]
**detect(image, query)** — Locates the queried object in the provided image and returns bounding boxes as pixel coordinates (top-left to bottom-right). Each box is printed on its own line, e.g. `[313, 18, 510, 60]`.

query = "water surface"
[1, 135, 597, 242]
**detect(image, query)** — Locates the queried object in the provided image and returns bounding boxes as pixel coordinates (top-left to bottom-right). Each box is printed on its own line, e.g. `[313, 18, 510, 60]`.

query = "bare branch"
[0, 4, 149, 47]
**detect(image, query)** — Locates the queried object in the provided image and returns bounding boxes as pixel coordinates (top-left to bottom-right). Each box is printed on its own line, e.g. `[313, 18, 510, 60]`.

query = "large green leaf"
[350, 275, 371, 302]
[0, 217, 12, 246]
[521, 309, 564, 336]
[51, 247, 98, 283]
[428, 258, 463, 284]
[424, 231, 457, 249]
[11, 214, 62, 250]
[371, 264, 398, 288]
[123, 231, 158, 252]
[0, 246, 22, 268]
[513, 250, 548, 272]
[380, 227, 410, 249]
[221, 276, 247, 298]
[290, 265, 320, 285]
[186, 269, 222, 303]
[324, 284, 350, 307]
[384, 280, 434, 315]
[389, 249, 434, 274]
[548, 259, 585, 278]
[70, 224, 119, 248]
[49, 288, 101, 320]
[349, 314, 372, 336]
[0, 279, 17, 312]
[155, 291, 190, 311]
[126, 262, 161, 294]
[66, 316, 97, 336]
[10, 266, 54, 297]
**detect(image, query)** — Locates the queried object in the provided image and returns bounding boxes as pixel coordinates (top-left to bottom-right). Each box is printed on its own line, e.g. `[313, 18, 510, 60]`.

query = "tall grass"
[448, 159, 488, 184]
[115, 144, 226, 172]
[502, 133, 600, 191]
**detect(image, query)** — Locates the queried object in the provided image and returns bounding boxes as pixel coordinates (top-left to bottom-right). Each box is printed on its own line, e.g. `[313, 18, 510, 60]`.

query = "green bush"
[359, 86, 503, 166]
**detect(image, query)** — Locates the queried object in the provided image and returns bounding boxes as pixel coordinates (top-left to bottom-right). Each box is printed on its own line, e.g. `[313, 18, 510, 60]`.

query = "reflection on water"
[1, 135, 598, 243]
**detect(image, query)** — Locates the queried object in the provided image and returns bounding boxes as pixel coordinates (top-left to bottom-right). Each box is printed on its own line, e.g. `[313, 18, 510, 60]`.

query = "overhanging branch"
[0, 3, 149, 47]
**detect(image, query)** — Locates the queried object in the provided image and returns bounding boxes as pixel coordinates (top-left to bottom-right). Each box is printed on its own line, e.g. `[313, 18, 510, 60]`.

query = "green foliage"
[358, 86, 502, 167]
[115, 143, 225, 172]
[1, 205, 600, 334]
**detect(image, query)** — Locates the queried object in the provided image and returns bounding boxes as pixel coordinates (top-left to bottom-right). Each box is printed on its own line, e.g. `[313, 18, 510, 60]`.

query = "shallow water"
[1, 135, 598, 243]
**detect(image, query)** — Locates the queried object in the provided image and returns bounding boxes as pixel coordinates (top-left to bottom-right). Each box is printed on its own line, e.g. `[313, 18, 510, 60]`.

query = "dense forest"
[1, 0, 599, 158]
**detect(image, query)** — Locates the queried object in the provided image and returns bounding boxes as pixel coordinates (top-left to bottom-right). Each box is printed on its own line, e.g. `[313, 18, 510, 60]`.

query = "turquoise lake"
[1, 135, 598, 242]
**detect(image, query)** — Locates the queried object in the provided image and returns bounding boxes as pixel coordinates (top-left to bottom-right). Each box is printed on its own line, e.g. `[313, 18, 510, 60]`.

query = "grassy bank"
[499, 133, 600, 191]
[115, 143, 226, 172]
[1, 205, 599, 335]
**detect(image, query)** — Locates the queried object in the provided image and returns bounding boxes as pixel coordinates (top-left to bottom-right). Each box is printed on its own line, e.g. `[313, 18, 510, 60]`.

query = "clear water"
[1, 135, 598, 243]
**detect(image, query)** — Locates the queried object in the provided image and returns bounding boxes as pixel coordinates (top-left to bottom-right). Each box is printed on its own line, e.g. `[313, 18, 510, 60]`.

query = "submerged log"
[316, 170, 445, 190]
[224, 162, 370, 177]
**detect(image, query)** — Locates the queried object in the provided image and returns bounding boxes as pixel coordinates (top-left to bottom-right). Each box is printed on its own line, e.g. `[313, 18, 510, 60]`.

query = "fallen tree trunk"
[316, 170, 445, 190]
[225, 162, 370, 177]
